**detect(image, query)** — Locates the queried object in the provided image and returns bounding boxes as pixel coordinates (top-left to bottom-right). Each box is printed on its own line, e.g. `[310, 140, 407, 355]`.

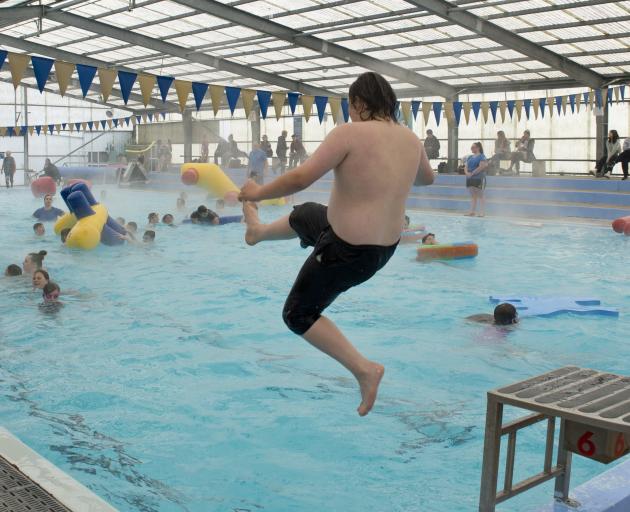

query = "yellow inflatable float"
[180, 163, 286, 206]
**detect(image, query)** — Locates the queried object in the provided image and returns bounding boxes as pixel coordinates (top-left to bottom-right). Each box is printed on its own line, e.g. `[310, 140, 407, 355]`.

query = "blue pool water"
[0, 186, 629, 512]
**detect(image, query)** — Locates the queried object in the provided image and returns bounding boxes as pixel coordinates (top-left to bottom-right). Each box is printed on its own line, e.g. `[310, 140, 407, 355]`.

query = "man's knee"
[282, 303, 317, 335]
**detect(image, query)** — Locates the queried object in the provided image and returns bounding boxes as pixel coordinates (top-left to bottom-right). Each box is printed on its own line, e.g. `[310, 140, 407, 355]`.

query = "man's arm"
[416, 146, 434, 186]
[240, 125, 350, 201]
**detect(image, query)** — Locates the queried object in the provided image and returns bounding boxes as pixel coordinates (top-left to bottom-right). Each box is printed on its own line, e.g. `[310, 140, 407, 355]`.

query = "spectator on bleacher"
[592, 130, 621, 179]
[616, 136, 630, 180]
[489, 131, 511, 172]
[424, 129, 440, 159]
[507, 130, 534, 175]
[261, 135, 273, 158]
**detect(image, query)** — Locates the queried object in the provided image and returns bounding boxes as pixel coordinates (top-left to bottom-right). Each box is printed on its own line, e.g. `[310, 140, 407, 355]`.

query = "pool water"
[0, 186, 629, 512]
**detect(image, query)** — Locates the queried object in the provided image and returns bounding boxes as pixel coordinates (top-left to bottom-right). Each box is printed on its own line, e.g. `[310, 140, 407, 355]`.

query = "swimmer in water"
[421, 233, 438, 245]
[33, 222, 45, 236]
[23, 250, 47, 274]
[466, 303, 518, 325]
[43, 282, 61, 302]
[32, 269, 50, 290]
[147, 212, 159, 226]
[162, 213, 175, 226]
[5, 264, 22, 277]
[239, 72, 434, 416]
[116, 217, 126, 226]
[125, 222, 138, 234]
[117, 230, 155, 244]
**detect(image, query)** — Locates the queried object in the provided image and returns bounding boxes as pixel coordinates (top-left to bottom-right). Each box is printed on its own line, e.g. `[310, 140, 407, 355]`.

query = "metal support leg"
[554, 419, 575, 504]
[479, 396, 503, 512]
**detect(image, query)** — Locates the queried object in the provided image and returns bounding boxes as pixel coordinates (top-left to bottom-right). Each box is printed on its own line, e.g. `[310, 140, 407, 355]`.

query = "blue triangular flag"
[523, 99, 531, 119]
[74, 122, 81, 131]
[594, 89, 602, 108]
[315, 96, 328, 124]
[607, 88, 613, 105]
[35, 125, 41, 135]
[117, 70, 137, 105]
[191, 82, 208, 111]
[453, 101, 463, 125]
[432, 102, 442, 126]
[124, 117, 131, 126]
[411, 100, 420, 120]
[87, 121, 94, 131]
[100, 120, 107, 129]
[489, 101, 498, 123]
[135, 115, 142, 124]
[113, 118, 119, 127]
[555, 96, 562, 115]
[507, 100, 515, 118]
[76, 64, 97, 98]
[31, 56, 54, 93]
[0, 50, 6, 71]
[341, 98, 349, 122]
[257, 90, 271, 119]
[569, 94, 575, 113]
[61, 123, 67, 130]
[620, 85, 625, 101]
[7, 127, 14, 137]
[157, 76, 174, 103]
[20, 126, 27, 136]
[225, 86, 241, 115]
[287, 92, 300, 115]
[471, 101, 481, 120]
[48, 124, 54, 134]
[147, 112, 154, 122]
[539, 97, 546, 118]
[583, 92, 590, 106]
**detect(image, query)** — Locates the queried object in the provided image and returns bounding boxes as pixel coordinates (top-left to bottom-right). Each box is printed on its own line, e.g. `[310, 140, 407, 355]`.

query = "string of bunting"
[0, 49, 627, 132]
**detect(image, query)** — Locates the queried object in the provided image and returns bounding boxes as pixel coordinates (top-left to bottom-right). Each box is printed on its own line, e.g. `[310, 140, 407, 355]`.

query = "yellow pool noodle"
[180, 163, 239, 198]
[65, 204, 108, 250]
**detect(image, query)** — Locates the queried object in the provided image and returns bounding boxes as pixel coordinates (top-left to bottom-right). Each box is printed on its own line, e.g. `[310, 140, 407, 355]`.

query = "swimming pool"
[0, 186, 628, 512]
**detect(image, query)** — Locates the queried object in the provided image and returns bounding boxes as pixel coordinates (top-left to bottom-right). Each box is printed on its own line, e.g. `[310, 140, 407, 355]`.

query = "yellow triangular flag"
[55, 124, 61, 134]
[210, 85, 223, 116]
[443, 101, 454, 123]
[69, 123, 74, 133]
[138, 74, 155, 107]
[499, 101, 507, 123]
[82, 122, 88, 131]
[576, 95, 581, 113]
[142, 112, 148, 124]
[588, 90, 595, 109]
[515, 99, 523, 121]
[107, 119, 113, 129]
[174, 80, 192, 113]
[547, 96, 554, 117]
[272, 91, 285, 121]
[481, 101, 489, 123]
[463, 102, 471, 124]
[98, 68, 117, 103]
[422, 102, 432, 125]
[28, 126, 34, 136]
[54, 61, 74, 97]
[561, 95, 567, 115]
[614, 87, 620, 103]
[533, 98, 540, 120]
[329, 97, 342, 125]
[131, 116, 137, 125]
[400, 101, 412, 125]
[241, 89, 256, 119]
[8, 53, 29, 89]
[0, 127, 6, 137]
[301, 95, 314, 122]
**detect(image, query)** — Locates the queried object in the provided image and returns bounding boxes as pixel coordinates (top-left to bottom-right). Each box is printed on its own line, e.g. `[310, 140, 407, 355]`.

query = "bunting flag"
[272, 91, 286, 121]
[54, 61, 74, 97]
[421, 101, 431, 124]
[68, 123, 74, 133]
[54, 124, 60, 134]
[256, 90, 271, 119]
[141, 112, 148, 124]
[287, 92, 300, 115]
[581, 91, 589, 108]
[75, 122, 81, 131]
[341, 98, 349, 123]
[83, 122, 89, 131]
[523, 99, 532, 119]
[191, 82, 208, 112]
[76, 64, 97, 98]
[588, 90, 595, 108]
[48, 124, 54, 134]
[329, 97, 342, 125]
[157, 76, 174, 103]
[569, 94, 576, 113]
[0, 50, 6, 71]
[147, 112, 154, 123]
[0, 127, 6, 137]
[507, 100, 515, 120]
[443, 101, 453, 124]
[607, 88, 613, 105]
[499, 101, 507, 123]
[225, 86, 241, 116]
[471, 101, 481, 121]
[561, 95, 567, 115]
[463, 101, 471, 124]
[28, 126, 34, 136]
[125, 117, 131, 126]
[489, 101, 498, 123]
[35, 125, 41, 135]
[210, 85, 224, 116]
[31, 56, 54, 93]
[547, 96, 554, 117]
[173, 80, 192, 112]
[314, 95, 328, 124]
[100, 120, 107, 129]
[107, 119, 113, 129]
[113, 118, 119, 127]
[8, 53, 29, 89]
[301, 95, 314, 122]
[453, 101, 463, 125]
[614, 87, 620, 103]
[241, 89, 256, 119]
[432, 102, 442, 126]
[536, 98, 544, 119]
[480, 102, 489, 123]
[401, 101, 412, 125]
[138, 74, 155, 107]
[621, 85, 625, 101]
[595, 89, 603, 108]
[411, 100, 420, 121]
[98, 68, 117, 103]
[117, 70, 137, 104]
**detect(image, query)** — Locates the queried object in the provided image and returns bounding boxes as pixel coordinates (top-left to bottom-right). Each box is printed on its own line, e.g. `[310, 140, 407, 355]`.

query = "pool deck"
[0, 427, 117, 512]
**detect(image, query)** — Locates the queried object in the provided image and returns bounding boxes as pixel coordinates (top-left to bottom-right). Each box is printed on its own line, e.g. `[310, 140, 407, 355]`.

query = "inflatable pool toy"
[612, 216, 630, 235]
[219, 215, 243, 225]
[400, 228, 426, 244]
[67, 178, 92, 189]
[417, 242, 478, 261]
[54, 182, 125, 249]
[489, 296, 619, 318]
[181, 163, 239, 199]
[261, 197, 286, 207]
[31, 176, 56, 197]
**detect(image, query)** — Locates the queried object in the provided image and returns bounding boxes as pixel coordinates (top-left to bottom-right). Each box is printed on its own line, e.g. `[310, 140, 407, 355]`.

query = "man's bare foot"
[243, 201, 262, 246]
[356, 362, 384, 416]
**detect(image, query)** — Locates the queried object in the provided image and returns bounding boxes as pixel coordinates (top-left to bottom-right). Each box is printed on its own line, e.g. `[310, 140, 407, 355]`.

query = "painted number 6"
[578, 431, 596, 456]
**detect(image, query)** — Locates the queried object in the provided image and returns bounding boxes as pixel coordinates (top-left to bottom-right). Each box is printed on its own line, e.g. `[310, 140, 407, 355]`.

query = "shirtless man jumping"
[239, 72, 434, 416]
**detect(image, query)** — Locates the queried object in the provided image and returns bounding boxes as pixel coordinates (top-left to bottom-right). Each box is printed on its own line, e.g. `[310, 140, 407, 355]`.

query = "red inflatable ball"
[67, 178, 92, 189]
[31, 176, 56, 197]
[181, 168, 199, 185]
[224, 190, 239, 207]
[612, 216, 630, 234]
